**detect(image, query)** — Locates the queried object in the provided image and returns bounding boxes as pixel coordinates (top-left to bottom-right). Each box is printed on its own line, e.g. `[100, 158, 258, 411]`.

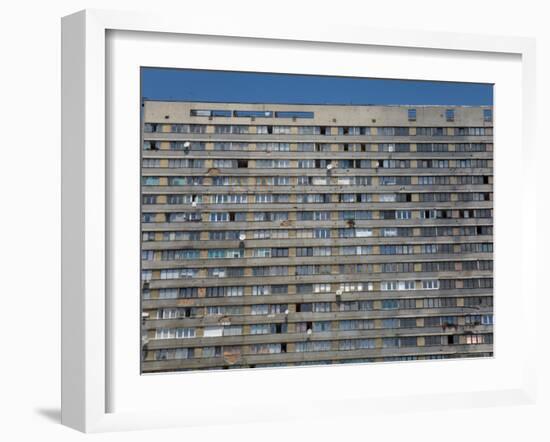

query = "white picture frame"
[61, 9, 539, 433]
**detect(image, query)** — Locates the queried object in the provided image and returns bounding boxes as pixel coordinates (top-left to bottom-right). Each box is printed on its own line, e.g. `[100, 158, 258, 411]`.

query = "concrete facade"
[140, 100, 493, 373]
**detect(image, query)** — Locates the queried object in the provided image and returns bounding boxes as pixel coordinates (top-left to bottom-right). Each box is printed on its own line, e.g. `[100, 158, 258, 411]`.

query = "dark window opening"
[446, 109, 455, 122]
[237, 160, 248, 168]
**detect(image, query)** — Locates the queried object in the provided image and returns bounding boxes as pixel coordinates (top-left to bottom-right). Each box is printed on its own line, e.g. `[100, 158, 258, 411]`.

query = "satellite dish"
[264, 111, 270, 116]
[326, 163, 334, 170]
[336, 289, 343, 296]
[191, 201, 197, 207]
[306, 329, 312, 335]
[284, 309, 289, 315]
[239, 233, 246, 241]
[183, 141, 191, 148]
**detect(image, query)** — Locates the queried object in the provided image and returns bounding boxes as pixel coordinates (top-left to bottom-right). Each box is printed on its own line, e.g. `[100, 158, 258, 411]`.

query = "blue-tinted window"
[408, 108, 416, 121]
[275, 111, 314, 119]
[190, 109, 232, 117]
[234, 110, 273, 118]
[446, 109, 455, 121]
[483, 109, 493, 122]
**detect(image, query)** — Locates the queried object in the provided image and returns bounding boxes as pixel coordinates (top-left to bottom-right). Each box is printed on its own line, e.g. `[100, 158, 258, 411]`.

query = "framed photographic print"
[61, 9, 538, 433]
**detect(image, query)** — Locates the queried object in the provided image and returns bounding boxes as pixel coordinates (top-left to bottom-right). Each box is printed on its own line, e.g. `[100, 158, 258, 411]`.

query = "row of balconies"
[142, 290, 493, 309]
[141, 165, 493, 178]
[141, 252, 493, 270]
[142, 313, 493, 333]
[142, 149, 493, 159]
[141, 343, 494, 372]
[140, 201, 492, 215]
[142, 235, 493, 251]
[144, 269, 493, 290]
[141, 217, 492, 232]
[142, 131, 493, 143]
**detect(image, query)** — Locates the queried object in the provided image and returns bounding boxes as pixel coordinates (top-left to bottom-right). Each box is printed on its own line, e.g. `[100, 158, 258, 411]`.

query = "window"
[297, 126, 320, 135]
[339, 210, 372, 221]
[416, 127, 445, 136]
[252, 285, 271, 296]
[422, 280, 440, 290]
[456, 127, 491, 136]
[295, 341, 331, 352]
[381, 281, 415, 291]
[380, 245, 414, 255]
[446, 109, 455, 121]
[250, 344, 282, 354]
[272, 126, 291, 134]
[144, 123, 159, 133]
[381, 299, 399, 309]
[275, 111, 314, 119]
[313, 284, 331, 293]
[250, 324, 274, 335]
[408, 108, 416, 121]
[215, 125, 249, 134]
[233, 110, 273, 118]
[314, 228, 330, 239]
[339, 339, 375, 350]
[465, 334, 491, 345]
[395, 210, 412, 220]
[340, 246, 372, 256]
[190, 109, 231, 117]
[155, 327, 195, 339]
[483, 109, 493, 122]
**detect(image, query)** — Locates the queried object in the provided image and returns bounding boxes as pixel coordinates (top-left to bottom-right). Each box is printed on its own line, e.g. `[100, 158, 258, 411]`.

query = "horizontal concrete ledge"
[141, 218, 493, 232]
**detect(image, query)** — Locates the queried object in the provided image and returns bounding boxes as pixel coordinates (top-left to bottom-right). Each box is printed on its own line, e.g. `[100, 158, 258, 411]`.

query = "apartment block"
[140, 100, 494, 373]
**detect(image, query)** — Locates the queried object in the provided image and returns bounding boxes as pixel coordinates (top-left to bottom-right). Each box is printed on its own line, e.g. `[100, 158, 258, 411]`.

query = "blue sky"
[141, 68, 493, 106]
